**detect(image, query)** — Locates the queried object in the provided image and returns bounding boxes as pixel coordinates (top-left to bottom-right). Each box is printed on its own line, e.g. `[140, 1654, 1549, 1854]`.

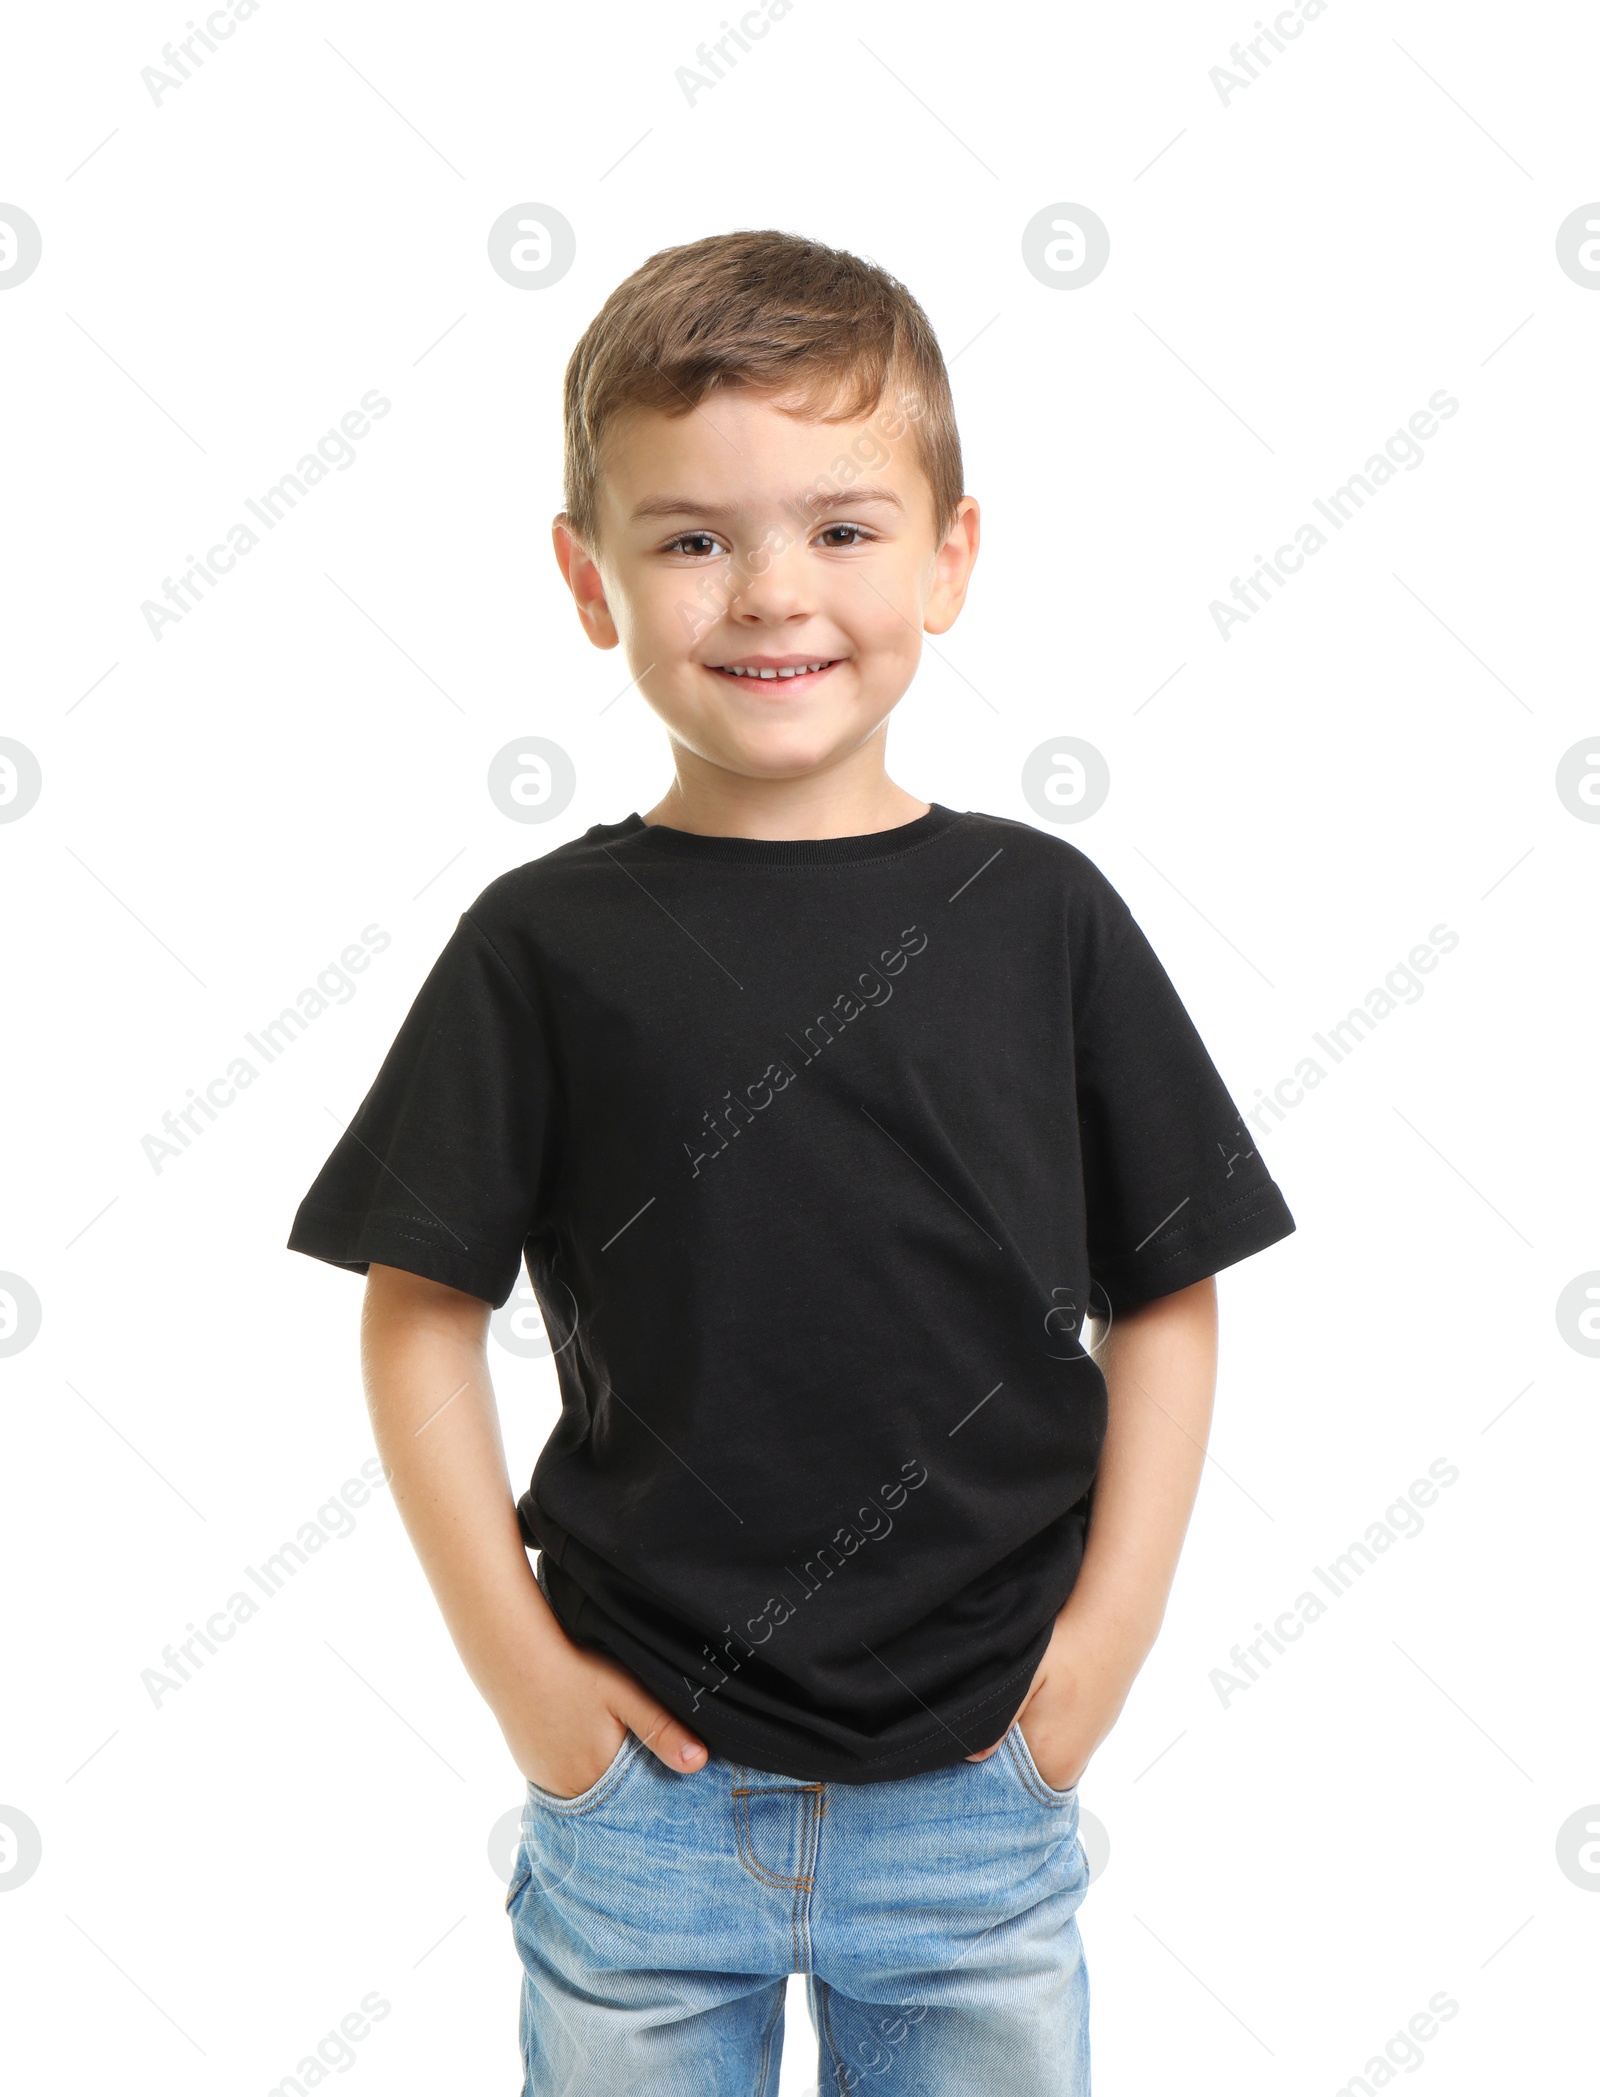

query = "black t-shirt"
[288, 805, 1295, 1783]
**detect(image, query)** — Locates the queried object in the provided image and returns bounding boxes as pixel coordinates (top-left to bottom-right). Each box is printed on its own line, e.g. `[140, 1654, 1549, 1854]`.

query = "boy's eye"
[661, 523, 878, 557]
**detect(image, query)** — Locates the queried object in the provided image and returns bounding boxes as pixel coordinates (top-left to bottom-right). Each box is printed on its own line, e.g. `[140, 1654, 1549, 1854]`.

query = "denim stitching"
[503, 1844, 532, 1914]
[795, 1787, 824, 1976]
[1001, 1720, 1077, 1807]
[733, 1777, 818, 1891]
[817, 1976, 850, 2096]
[755, 1982, 786, 2096]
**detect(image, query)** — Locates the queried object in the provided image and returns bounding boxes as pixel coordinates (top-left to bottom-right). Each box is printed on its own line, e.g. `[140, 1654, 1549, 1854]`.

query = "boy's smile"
[706, 655, 842, 686]
[554, 388, 978, 818]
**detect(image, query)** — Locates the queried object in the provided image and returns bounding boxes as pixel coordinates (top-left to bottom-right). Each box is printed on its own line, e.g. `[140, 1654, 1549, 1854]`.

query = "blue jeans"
[504, 1720, 1091, 2094]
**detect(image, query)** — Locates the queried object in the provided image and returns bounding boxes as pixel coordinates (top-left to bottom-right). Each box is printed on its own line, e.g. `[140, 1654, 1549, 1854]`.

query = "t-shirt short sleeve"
[286, 910, 555, 1308]
[1075, 908, 1295, 1316]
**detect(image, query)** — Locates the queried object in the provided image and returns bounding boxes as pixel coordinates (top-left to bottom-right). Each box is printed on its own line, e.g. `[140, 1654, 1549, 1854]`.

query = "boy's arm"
[968, 1273, 1219, 1786]
[360, 1261, 709, 1794]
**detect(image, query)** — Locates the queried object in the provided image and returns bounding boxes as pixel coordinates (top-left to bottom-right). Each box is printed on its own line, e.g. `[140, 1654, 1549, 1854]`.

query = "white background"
[3, 0, 1597, 2090]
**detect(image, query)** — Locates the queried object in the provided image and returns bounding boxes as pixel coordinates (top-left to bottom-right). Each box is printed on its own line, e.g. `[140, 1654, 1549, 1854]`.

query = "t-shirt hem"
[527, 1522, 1057, 1783]
[1095, 1182, 1295, 1313]
[680, 1631, 1055, 1784]
[286, 1206, 517, 1308]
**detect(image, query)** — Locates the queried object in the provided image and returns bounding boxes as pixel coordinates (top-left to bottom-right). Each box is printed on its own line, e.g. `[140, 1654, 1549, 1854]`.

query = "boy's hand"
[963, 1609, 1141, 1791]
[498, 1621, 709, 1799]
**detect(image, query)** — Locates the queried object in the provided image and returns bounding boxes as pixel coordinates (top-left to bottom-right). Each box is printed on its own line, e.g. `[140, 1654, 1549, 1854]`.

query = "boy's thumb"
[619, 1696, 710, 1774]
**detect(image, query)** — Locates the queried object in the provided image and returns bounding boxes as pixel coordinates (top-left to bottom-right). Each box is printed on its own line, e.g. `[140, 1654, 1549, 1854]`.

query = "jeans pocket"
[504, 1842, 533, 1914]
[524, 1727, 642, 1814]
[1003, 1719, 1079, 1807]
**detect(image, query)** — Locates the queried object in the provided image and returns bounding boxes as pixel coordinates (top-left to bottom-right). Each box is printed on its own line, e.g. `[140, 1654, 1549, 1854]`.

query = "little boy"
[289, 229, 1295, 2095]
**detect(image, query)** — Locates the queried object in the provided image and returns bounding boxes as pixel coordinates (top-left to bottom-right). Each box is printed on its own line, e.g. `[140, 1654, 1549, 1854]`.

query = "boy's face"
[554, 388, 978, 787]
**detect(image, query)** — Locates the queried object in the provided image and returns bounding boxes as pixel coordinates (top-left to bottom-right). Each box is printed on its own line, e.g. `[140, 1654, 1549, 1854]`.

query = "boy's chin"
[712, 737, 870, 782]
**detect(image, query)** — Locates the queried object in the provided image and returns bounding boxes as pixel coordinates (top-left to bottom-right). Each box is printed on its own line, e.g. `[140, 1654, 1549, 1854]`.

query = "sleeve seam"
[1149, 1199, 1283, 1258]
[292, 1201, 496, 1258]
[1094, 1186, 1290, 1285]
[1139, 1184, 1281, 1257]
[462, 909, 572, 1161]
[1074, 907, 1137, 1036]
[461, 909, 541, 1021]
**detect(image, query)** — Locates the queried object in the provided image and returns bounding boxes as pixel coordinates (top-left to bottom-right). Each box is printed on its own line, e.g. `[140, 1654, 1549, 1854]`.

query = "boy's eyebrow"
[629, 485, 906, 523]
[796, 485, 905, 516]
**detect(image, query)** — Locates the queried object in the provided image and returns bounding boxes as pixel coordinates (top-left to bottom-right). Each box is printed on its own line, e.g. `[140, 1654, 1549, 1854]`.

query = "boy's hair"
[561, 229, 962, 548]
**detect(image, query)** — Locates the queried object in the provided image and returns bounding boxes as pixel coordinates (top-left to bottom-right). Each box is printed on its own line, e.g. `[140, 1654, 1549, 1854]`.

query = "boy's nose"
[725, 566, 810, 623]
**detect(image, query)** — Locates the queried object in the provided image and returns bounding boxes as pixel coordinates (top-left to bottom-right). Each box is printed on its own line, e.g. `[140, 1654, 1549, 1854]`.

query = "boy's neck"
[643, 749, 930, 841]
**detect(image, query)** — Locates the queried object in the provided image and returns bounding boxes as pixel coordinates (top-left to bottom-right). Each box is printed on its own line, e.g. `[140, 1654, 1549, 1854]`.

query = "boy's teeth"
[722, 662, 831, 678]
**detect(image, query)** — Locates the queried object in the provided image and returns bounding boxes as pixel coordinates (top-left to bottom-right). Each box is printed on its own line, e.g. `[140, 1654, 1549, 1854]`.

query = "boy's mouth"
[705, 655, 842, 690]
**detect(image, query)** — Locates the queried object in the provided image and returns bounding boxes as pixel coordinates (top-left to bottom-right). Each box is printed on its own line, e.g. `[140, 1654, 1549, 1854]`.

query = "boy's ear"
[922, 496, 980, 637]
[552, 514, 620, 649]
